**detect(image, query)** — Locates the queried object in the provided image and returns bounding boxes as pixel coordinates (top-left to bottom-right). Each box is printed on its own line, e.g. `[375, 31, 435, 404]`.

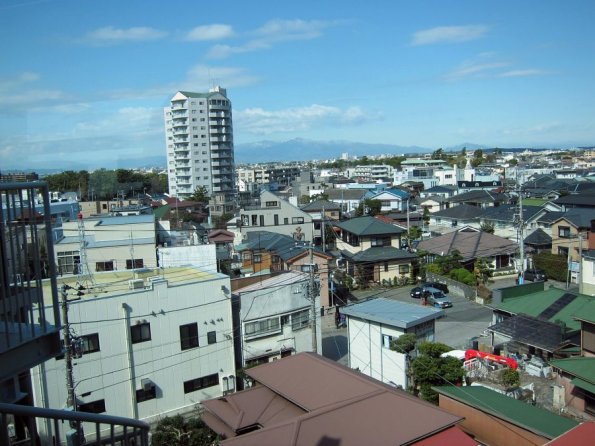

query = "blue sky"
[1, 0, 594, 170]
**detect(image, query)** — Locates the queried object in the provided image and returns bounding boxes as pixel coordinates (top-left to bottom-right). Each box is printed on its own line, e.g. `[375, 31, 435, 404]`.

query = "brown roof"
[202, 353, 466, 446]
[417, 227, 518, 262]
[546, 422, 595, 445]
[208, 229, 235, 243]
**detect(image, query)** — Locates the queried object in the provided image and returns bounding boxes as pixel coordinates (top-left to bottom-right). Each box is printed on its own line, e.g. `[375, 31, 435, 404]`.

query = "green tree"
[508, 158, 518, 167]
[532, 252, 568, 281]
[431, 148, 445, 160]
[190, 185, 210, 203]
[474, 257, 494, 286]
[355, 199, 382, 216]
[151, 413, 220, 446]
[408, 226, 422, 242]
[391, 333, 417, 356]
[501, 368, 520, 388]
[480, 221, 495, 234]
[88, 168, 118, 200]
[422, 207, 430, 228]
[410, 342, 465, 403]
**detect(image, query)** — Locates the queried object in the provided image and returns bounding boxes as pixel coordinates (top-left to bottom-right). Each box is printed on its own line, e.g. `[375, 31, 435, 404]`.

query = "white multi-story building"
[164, 87, 235, 199]
[393, 159, 455, 189]
[31, 267, 236, 443]
[347, 164, 394, 181]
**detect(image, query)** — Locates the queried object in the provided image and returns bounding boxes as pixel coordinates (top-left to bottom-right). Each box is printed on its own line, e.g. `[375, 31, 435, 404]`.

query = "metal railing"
[0, 181, 61, 382]
[0, 402, 149, 446]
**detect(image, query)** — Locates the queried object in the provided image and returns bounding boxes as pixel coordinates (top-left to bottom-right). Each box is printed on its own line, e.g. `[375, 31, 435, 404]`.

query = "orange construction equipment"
[465, 349, 518, 370]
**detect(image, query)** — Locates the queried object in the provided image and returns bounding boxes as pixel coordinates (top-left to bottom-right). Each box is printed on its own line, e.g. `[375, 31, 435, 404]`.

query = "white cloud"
[84, 26, 167, 44]
[182, 64, 260, 89]
[206, 19, 341, 59]
[412, 25, 489, 46]
[498, 69, 548, 78]
[185, 24, 234, 41]
[447, 61, 508, 80]
[0, 72, 65, 107]
[236, 104, 375, 135]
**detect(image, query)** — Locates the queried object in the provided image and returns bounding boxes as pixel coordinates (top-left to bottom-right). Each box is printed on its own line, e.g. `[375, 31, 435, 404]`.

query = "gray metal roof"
[334, 216, 405, 236]
[341, 297, 443, 329]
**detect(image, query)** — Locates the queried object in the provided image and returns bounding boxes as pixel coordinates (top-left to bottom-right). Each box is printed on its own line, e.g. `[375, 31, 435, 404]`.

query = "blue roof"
[93, 214, 155, 226]
[341, 297, 443, 329]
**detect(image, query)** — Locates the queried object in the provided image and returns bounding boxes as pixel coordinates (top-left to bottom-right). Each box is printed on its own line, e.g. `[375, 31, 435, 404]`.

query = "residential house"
[334, 216, 416, 284]
[417, 226, 518, 270]
[524, 228, 553, 254]
[393, 158, 455, 189]
[550, 209, 592, 262]
[55, 214, 157, 274]
[201, 352, 476, 445]
[446, 189, 508, 209]
[342, 298, 443, 389]
[208, 229, 235, 265]
[428, 204, 484, 233]
[548, 301, 595, 420]
[419, 195, 448, 213]
[419, 184, 458, 199]
[239, 190, 314, 242]
[363, 187, 410, 213]
[231, 272, 321, 368]
[300, 199, 341, 247]
[326, 187, 367, 213]
[554, 191, 595, 211]
[479, 204, 544, 240]
[434, 386, 578, 446]
[234, 231, 334, 308]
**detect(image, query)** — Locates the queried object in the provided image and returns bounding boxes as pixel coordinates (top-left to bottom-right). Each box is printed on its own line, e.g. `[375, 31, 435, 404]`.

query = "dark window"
[180, 323, 199, 350]
[253, 254, 262, 264]
[371, 236, 390, 247]
[79, 399, 106, 413]
[126, 259, 144, 269]
[558, 226, 571, 238]
[314, 222, 321, 230]
[136, 386, 156, 403]
[207, 331, 216, 345]
[274, 214, 279, 226]
[183, 374, 219, 393]
[95, 261, 114, 272]
[80, 334, 100, 354]
[292, 217, 304, 224]
[265, 201, 278, 207]
[291, 309, 309, 331]
[251, 215, 258, 226]
[259, 215, 264, 226]
[131, 322, 151, 344]
[384, 262, 389, 272]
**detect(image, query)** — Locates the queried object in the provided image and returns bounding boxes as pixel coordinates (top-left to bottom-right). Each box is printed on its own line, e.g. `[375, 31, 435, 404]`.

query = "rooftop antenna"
[76, 212, 95, 289]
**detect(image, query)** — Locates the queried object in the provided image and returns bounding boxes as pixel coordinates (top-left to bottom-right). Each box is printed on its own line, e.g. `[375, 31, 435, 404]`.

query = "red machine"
[465, 349, 518, 370]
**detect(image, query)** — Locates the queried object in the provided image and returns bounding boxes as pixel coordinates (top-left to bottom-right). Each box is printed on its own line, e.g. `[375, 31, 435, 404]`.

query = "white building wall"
[31, 272, 235, 443]
[347, 317, 407, 388]
[158, 244, 217, 271]
[581, 257, 595, 296]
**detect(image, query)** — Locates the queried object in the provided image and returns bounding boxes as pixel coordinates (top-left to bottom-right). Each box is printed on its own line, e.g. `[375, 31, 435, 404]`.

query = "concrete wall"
[158, 244, 217, 272]
[347, 317, 407, 389]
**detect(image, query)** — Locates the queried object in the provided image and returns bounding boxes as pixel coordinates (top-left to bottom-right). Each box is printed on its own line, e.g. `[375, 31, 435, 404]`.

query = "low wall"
[426, 272, 477, 300]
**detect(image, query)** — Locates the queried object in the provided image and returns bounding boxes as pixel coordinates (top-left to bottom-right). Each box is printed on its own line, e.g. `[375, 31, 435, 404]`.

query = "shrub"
[532, 252, 568, 282]
[501, 368, 520, 388]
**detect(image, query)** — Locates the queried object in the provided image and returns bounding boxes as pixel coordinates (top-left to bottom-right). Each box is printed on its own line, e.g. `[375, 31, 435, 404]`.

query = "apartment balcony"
[0, 182, 61, 398]
[172, 129, 188, 136]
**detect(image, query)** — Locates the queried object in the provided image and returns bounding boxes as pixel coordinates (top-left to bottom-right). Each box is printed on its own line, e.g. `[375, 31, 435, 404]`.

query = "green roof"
[433, 386, 578, 439]
[494, 287, 595, 331]
[334, 216, 405, 236]
[573, 300, 595, 324]
[549, 357, 595, 383]
[572, 377, 595, 394]
[522, 198, 547, 206]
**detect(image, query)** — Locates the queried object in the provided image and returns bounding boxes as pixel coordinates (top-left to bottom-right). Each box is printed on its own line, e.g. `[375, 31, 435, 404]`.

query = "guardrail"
[0, 402, 149, 446]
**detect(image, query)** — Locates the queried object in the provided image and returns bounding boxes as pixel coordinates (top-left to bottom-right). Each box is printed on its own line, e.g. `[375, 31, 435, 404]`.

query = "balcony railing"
[0, 182, 61, 386]
[0, 402, 149, 446]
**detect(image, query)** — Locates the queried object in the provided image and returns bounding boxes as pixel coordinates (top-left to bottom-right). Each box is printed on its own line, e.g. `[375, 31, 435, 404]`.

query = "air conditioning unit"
[128, 279, 144, 290]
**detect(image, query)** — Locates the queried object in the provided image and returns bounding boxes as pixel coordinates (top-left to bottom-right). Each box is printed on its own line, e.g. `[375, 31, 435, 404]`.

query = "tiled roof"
[341, 246, 416, 262]
[326, 188, 367, 200]
[433, 386, 578, 439]
[447, 189, 507, 204]
[524, 228, 552, 245]
[481, 204, 543, 222]
[554, 192, 595, 206]
[300, 199, 341, 211]
[334, 216, 405, 236]
[551, 208, 595, 228]
[417, 228, 518, 262]
[432, 204, 485, 219]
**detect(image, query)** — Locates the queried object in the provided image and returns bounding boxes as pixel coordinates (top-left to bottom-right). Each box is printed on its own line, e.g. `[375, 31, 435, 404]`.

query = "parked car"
[422, 281, 449, 294]
[410, 287, 423, 298]
[524, 269, 547, 282]
[423, 287, 453, 309]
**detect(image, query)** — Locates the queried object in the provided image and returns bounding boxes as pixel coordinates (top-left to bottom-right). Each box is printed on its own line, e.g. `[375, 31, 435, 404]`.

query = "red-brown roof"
[203, 353, 466, 446]
[545, 422, 595, 445]
[208, 229, 235, 243]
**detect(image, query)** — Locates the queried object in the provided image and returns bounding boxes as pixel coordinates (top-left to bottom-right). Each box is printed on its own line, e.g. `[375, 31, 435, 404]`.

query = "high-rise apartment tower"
[164, 87, 235, 200]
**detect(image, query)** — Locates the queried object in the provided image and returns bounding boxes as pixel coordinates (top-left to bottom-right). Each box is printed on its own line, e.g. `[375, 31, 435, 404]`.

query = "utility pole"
[516, 170, 525, 278]
[578, 232, 583, 289]
[321, 206, 326, 253]
[309, 245, 318, 354]
[61, 285, 76, 410]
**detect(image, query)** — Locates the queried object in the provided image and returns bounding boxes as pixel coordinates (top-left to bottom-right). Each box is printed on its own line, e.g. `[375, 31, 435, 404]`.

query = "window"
[245, 317, 281, 338]
[265, 201, 278, 207]
[57, 250, 80, 274]
[399, 264, 410, 274]
[136, 386, 156, 403]
[180, 323, 199, 350]
[558, 226, 571, 238]
[382, 334, 393, 349]
[207, 331, 216, 345]
[284, 218, 289, 225]
[131, 322, 151, 344]
[291, 309, 309, 331]
[80, 333, 100, 354]
[384, 262, 389, 272]
[251, 215, 258, 226]
[183, 374, 219, 394]
[79, 399, 106, 413]
[314, 222, 321, 230]
[253, 254, 262, 263]
[371, 236, 390, 247]
[259, 215, 264, 226]
[274, 214, 279, 226]
[292, 217, 304, 224]
[126, 259, 144, 269]
[95, 261, 114, 272]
